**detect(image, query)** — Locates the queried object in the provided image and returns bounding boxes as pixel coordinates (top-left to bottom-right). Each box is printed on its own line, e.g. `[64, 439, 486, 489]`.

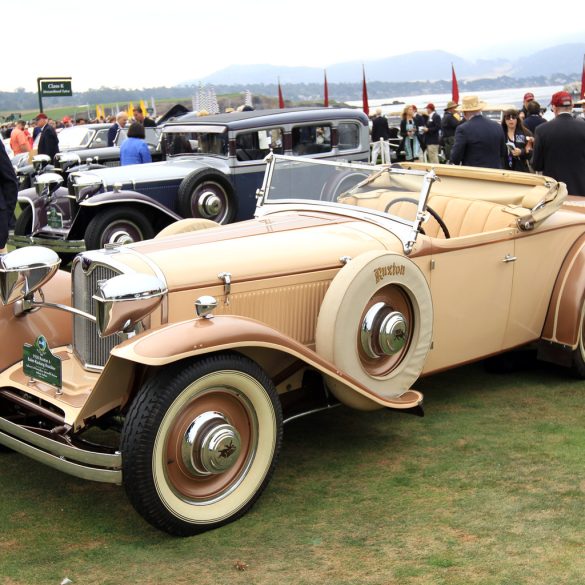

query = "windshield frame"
[256, 154, 438, 255]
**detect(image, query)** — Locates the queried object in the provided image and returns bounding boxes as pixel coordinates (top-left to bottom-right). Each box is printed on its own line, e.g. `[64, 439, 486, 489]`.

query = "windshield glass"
[115, 127, 161, 148]
[161, 127, 228, 157]
[263, 155, 428, 227]
[58, 126, 94, 149]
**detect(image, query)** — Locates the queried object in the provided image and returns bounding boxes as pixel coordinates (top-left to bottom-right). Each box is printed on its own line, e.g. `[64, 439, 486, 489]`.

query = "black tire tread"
[14, 205, 32, 236]
[84, 206, 155, 250]
[121, 352, 282, 536]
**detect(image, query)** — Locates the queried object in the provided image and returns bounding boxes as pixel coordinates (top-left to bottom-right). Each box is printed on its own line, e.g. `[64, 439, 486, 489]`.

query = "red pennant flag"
[277, 78, 285, 109]
[362, 65, 369, 116]
[451, 63, 459, 104]
[581, 54, 585, 101]
[324, 70, 329, 107]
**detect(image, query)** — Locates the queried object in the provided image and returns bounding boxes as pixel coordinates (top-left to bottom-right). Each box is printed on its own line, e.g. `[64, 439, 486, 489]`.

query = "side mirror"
[0, 247, 61, 305]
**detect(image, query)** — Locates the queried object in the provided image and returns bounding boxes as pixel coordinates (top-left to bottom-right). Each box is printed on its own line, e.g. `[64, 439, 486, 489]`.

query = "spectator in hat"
[120, 122, 152, 166]
[0, 140, 18, 253]
[62, 116, 73, 128]
[423, 103, 441, 164]
[449, 95, 507, 168]
[520, 92, 535, 120]
[34, 113, 59, 161]
[532, 91, 585, 196]
[441, 101, 461, 161]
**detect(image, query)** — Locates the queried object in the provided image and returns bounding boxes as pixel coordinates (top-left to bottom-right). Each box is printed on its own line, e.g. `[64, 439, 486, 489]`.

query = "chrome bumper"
[8, 234, 86, 254]
[0, 416, 122, 484]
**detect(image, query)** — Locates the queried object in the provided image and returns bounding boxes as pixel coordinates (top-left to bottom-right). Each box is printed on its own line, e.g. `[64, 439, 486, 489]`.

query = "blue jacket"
[120, 137, 152, 166]
[450, 114, 507, 169]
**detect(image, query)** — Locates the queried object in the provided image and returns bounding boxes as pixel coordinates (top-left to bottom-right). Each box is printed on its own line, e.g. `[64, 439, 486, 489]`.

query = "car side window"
[92, 129, 109, 148]
[337, 123, 360, 151]
[291, 125, 332, 156]
[235, 128, 283, 161]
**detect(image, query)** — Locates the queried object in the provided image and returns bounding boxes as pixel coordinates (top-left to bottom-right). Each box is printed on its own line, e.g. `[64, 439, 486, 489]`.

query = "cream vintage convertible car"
[0, 154, 583, 535]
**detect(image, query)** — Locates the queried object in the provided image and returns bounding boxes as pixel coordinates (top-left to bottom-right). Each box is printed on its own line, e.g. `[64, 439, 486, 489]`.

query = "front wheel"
[121, 352, 283, 536]
[84, 206, 155, 250]
[14, 204, 32, 236]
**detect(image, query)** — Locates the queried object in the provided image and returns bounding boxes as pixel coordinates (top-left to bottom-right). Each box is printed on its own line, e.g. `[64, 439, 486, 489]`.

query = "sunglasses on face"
[505, 114, 517, 120]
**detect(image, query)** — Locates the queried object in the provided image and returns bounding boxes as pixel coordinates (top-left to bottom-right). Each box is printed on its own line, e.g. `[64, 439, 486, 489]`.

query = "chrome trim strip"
[8, 234, 86, 254]
[0, 417, 122, 484]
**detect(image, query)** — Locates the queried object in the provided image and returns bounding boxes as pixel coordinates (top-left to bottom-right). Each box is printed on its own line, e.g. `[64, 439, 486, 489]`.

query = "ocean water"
[346, 84, 564, 115]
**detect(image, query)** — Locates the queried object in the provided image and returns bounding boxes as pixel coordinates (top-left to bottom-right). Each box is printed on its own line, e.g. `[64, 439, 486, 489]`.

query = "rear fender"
[541, 233, 585, 350]
[104, 315, 423, 412]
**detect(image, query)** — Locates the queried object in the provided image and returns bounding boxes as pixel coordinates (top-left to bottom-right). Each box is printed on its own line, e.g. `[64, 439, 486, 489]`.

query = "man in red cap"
[422, 103, 441, 163]
[532, 91, 585, 196]
[34, 112, 59, 161]
[520, 92, 534, 120]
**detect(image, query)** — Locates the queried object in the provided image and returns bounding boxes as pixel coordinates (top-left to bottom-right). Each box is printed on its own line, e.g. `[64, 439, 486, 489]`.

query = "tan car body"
[1, 155, 584, 534]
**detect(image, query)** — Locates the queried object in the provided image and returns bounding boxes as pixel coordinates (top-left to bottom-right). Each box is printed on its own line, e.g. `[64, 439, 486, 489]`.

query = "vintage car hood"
[119, 211, 404, 291]
[76, 156, 229, 187]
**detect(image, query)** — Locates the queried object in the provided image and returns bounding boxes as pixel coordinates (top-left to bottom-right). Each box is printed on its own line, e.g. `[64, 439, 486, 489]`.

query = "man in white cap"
[449, 95, 507, 168]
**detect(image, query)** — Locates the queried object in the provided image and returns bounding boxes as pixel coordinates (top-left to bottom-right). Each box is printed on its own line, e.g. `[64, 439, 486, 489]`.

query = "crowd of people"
[369, 90, 585, 196]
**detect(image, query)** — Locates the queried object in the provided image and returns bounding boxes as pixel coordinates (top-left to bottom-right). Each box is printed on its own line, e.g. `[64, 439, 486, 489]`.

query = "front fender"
[0, 270, 72, 371]
[109, 315, 423, 411]
[18, 187, 71, 233]
[69, 190, 182, 238]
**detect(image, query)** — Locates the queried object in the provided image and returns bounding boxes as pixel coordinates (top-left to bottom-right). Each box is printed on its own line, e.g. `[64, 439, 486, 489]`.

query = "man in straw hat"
[449, 95, 507, 169]
[532, 91, 585, 197]
[441, 101, 461, 161]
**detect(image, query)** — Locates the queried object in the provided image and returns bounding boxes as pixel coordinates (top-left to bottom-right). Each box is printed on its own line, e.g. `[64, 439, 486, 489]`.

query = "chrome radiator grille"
[72, 260, 123, 370]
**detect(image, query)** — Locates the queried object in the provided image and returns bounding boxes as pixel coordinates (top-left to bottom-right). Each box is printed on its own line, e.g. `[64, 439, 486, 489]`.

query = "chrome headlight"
[93, 273, 167, 336]
[55, 152, 81, 172]
[32, 154, 52, 172]
[34, 172, 64, 196]
[0, 247, 61, 305]
[70, 172, 104, 201]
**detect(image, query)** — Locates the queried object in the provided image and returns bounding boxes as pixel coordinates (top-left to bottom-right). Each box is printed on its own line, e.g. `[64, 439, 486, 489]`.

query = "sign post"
[37, 77, 73, 113]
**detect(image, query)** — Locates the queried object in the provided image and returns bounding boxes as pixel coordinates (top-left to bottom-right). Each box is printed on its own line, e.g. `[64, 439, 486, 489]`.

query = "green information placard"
[23, 336, 62, 389]
[40, 80, 72, 97]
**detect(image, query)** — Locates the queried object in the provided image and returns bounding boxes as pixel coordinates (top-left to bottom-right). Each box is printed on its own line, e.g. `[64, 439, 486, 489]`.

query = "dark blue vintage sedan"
[11, 107, 370, 254]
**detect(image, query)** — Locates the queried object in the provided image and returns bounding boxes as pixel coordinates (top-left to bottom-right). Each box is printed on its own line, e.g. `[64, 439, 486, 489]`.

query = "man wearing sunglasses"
[532, 91, 585, 197]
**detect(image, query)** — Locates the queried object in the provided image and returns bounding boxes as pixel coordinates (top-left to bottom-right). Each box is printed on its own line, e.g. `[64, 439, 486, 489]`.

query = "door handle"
[502, 254, 517, 263]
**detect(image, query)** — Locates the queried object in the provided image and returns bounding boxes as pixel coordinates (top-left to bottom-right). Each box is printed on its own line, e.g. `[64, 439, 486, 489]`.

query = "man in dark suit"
[35, 113, 60, 161]
[107, 112, 129, 146]
[532, 91, 585, 197]
[371, 108, 391, 163]
[449, 95, 507, 168]
[0, 140, 18, 253]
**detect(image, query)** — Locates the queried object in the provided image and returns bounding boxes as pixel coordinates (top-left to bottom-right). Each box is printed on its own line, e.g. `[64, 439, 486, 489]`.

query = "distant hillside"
[195, 43, 585, 85]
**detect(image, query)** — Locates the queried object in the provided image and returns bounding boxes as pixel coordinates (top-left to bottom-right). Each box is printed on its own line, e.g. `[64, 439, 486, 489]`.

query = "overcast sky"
[3, 0, 584, 93]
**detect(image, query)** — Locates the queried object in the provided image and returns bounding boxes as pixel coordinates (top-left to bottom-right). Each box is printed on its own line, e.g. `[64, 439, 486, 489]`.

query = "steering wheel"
[384, 196, 450, 239]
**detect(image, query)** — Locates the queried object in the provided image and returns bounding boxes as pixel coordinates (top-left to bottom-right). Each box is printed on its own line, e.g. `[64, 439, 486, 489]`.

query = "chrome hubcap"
[361, 301, 408, 359]
[198, 191, 222, 217]
[181, 411, 241, 476]
[108, 230, 134, 245]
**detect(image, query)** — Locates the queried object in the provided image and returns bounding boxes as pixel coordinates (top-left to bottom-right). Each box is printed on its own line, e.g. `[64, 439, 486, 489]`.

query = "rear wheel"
[84, 206, 155, 250]
[121, 352, 283, 536]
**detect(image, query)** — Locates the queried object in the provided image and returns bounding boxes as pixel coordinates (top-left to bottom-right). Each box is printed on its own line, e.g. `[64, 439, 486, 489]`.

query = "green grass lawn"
[1, 354, 584, 585]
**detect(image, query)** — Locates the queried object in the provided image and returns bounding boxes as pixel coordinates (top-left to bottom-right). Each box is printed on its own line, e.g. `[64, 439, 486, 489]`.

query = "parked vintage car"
[10, 107, 370, 254]
[1, 154, 581, 536]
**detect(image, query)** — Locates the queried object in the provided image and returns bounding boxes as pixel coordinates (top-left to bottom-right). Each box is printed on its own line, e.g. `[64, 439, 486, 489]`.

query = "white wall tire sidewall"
[316, 250, 432, 400]
[152, 370, 277, 525]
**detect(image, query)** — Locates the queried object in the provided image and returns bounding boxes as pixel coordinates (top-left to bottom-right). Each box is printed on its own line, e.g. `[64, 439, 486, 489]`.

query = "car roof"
[166, 107, 369, 131]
